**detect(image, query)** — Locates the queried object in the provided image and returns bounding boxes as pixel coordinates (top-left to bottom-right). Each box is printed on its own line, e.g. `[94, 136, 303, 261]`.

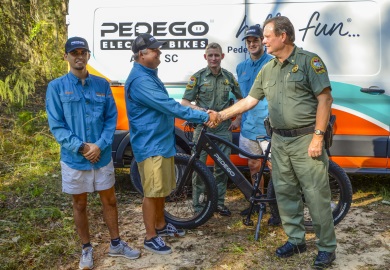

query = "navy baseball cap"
[242, 25, 263, 40]
[65, 37, 90, 53]
[132, 33, 167, 54]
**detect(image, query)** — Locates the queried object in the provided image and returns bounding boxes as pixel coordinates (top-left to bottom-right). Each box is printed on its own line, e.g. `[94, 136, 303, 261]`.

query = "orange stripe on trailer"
[85, 65, 129, 130]
[111, 86, 129, 130]
[332, 108, 388, 136]
[330, 156, 388, 169]
[175, 118, 187, 130]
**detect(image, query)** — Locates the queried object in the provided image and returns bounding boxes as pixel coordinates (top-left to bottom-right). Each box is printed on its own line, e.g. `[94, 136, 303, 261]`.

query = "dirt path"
[87, 190, 390, 270]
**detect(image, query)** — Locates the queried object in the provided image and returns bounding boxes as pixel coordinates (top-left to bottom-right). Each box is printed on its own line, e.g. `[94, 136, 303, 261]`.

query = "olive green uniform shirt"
[249, 46, 331, 129]
[183, 66, 242, 133]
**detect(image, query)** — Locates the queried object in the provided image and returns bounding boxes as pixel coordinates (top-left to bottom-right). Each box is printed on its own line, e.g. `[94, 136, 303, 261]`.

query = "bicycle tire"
[130, 153, 218, 229]
[130, 158, 143, 195]
[266, 160, 352, 230]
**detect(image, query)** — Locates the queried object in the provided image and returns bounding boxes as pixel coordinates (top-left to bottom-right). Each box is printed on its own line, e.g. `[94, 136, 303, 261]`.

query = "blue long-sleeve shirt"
[46, 72, 117, 170]
[125, 62, 209, 163]
[236, 53, 273, 140]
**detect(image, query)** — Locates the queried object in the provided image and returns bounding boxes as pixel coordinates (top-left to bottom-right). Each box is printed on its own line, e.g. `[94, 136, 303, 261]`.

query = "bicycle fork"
[242, 142, 271, 241]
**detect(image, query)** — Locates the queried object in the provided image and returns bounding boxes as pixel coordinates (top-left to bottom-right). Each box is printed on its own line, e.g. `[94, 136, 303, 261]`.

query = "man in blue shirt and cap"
[46, 36, 140, 269]
[125, 33, 218, 255]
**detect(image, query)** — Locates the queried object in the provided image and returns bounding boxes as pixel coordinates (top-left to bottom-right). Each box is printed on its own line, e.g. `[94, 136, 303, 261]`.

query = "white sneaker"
[79, 246, 93, 269]
[108, 240, 141, 260]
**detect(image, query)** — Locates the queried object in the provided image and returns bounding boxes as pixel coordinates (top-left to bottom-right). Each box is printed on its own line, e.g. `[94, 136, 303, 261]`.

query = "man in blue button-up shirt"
[236, 25, 275, 217]
[125, 33, 217, 255]
[46, 37, 140, 269]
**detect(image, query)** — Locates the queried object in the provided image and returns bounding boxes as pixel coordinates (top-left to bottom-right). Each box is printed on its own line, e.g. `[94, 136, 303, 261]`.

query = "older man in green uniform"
[181, 42, 242, 216]
[216, 17, 336, 269]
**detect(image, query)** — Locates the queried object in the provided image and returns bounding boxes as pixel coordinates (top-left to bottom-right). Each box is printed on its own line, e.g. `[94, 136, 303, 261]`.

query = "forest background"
[0, 1, 389, 269]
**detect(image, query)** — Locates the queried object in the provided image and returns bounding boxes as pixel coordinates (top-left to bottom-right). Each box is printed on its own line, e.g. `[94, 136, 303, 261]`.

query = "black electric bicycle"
[130, 122, 353, 240]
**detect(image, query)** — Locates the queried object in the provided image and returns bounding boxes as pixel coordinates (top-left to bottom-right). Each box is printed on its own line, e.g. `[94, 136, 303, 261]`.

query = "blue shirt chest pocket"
[238, 74, 251, 97]
[93, 95, 106, 116]
[60, 94, 82, 117]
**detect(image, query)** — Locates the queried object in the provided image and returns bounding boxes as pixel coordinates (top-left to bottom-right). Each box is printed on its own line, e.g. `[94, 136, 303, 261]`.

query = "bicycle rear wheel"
[266, 160, 352, 230]
[130, 153, 218, 229]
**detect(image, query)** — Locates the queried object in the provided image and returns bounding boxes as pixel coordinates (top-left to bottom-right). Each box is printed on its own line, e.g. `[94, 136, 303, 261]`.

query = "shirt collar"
[134, 61, 158, 76]
[205, 66, 223, 77]
[67, 71, 91, 85]
[286, 45, 299, 65]
[270, 46, 298, 67]
[250, 53, 269, 66]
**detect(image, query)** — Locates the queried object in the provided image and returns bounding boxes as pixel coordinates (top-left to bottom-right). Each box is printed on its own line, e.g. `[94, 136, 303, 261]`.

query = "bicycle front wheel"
[165, 154, 218, 229]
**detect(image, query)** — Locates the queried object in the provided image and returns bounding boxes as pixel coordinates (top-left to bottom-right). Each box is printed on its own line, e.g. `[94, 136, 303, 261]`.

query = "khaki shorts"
[60, 160, 115, 194]
[239, 134, 270, 159]
[138, 156, 176, 198]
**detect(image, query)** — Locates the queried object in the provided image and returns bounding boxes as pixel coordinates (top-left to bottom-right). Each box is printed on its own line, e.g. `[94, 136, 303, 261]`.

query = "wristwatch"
[314, 129, 325, 135]
[78, 143, 86, 153]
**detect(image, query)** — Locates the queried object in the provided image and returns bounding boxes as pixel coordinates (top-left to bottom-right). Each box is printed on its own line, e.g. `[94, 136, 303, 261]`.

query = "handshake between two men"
[204, 110, 224, 128]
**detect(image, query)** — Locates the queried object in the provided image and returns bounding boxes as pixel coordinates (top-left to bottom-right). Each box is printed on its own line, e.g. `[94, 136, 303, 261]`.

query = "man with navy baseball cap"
[242, 24, 263, 40]
[47, 36, 140, 269]
[65, 36, 90, 53]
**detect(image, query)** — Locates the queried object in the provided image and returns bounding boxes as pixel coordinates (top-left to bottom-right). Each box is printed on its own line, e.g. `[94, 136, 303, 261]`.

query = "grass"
[348, 174, 390, 201]
[1, 108, 390, 269]
[0, 111, 80, 269]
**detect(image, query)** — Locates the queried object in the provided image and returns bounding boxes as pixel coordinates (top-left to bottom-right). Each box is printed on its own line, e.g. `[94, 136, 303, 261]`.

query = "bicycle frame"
[179, 124, 273, 204]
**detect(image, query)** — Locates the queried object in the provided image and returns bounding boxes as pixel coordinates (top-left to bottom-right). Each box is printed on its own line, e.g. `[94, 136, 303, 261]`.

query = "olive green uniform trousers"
[271, 133, 337, 252]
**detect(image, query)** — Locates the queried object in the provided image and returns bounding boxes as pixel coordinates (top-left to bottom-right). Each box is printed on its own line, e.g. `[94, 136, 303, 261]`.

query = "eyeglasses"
[68, 50, 89, 56]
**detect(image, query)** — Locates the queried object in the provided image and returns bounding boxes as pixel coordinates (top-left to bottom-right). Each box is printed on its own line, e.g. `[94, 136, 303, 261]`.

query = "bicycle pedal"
[242, 218, 254, 226]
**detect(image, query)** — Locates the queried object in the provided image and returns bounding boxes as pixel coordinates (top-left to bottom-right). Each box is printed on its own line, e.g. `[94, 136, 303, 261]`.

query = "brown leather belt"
[272, 125, 315, 137]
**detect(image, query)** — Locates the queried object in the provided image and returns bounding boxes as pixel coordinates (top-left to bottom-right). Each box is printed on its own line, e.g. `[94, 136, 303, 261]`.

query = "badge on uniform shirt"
[223, 79, 230, 85]
[186, 76, 197, 89]
[292, 64, 299, 73]
[310, 57, 326, 74]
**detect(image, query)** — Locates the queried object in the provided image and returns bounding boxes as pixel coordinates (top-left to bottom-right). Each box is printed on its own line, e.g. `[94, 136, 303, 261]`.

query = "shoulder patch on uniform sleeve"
[186, 76, 197, 89]
[310, 57, 326, 74]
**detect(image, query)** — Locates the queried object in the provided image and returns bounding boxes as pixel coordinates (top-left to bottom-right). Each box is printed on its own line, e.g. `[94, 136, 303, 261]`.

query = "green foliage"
[15, 110, 47, 135]
[0, 65, 36, 105]
[0, 0, 68, 106]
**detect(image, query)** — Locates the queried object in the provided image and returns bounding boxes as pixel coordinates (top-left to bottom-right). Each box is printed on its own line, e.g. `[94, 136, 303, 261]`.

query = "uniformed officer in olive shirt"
[181, 42, 243, 217]
[215, 17, 336, 269]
